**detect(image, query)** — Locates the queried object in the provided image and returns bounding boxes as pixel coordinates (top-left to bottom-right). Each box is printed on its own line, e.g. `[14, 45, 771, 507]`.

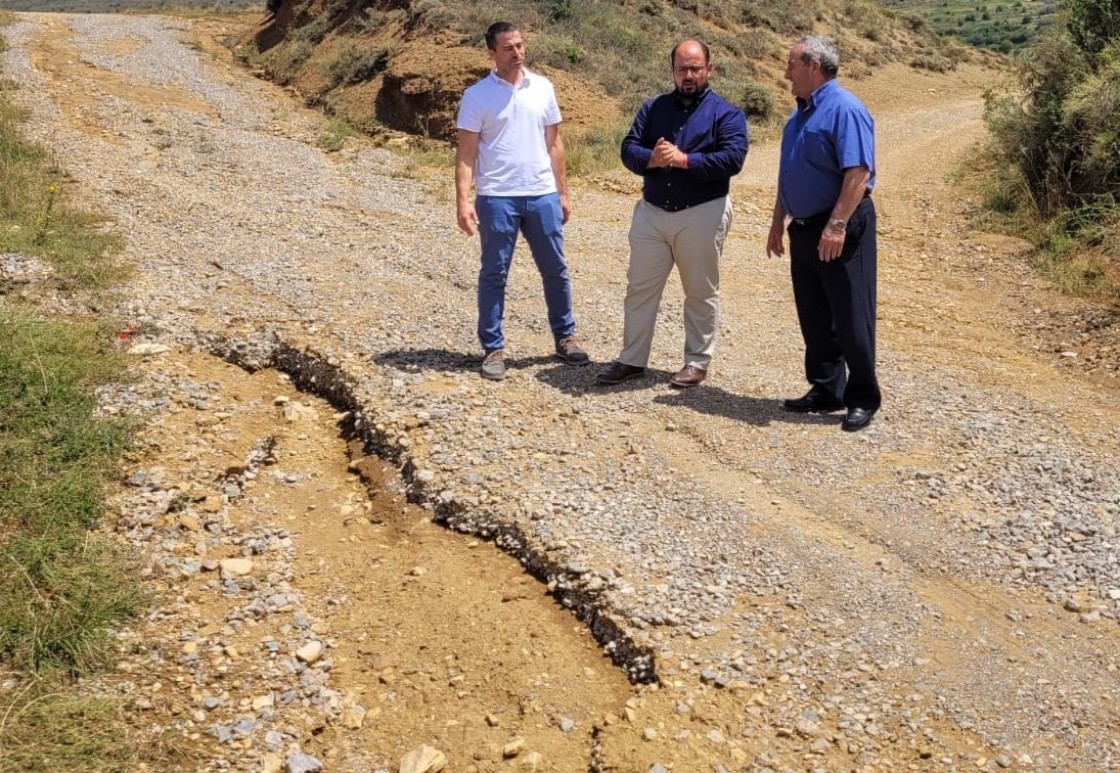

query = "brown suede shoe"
[669, 364, 707, 388]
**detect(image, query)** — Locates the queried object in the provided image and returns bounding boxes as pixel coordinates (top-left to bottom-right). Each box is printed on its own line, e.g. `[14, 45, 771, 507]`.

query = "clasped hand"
[651, 137, 681, 169]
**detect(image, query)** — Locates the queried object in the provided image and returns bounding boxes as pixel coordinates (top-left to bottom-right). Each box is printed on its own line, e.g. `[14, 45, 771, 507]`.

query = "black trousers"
[787, 196, 881, 411]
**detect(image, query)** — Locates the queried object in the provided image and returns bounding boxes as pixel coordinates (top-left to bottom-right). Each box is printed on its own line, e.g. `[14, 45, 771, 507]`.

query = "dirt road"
[4, 11, 1120, 772]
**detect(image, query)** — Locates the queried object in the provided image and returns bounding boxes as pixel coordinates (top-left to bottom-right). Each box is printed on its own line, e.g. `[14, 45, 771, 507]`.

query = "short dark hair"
[486, 21, 520, 50]
[669, 39, 711, 67]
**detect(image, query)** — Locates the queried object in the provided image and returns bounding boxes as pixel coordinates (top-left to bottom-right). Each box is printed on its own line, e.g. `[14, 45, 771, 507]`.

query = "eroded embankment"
[211, 332, 659, 684]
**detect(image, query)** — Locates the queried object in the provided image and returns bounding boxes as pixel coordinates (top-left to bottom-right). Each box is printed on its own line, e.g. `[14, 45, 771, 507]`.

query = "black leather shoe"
[841, 407, 875, 431]
[782, 390, 844, 413]
[597, 361, 645, 385]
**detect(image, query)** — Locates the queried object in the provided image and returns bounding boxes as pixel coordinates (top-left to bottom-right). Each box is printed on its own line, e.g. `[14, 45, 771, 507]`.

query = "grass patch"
[0, 689, 140, 773]
[316, 115, 360, 152]
[565, 121, 631, 178]
[0, 80, 125, 293]
[0, 314, 143, 766]
[388, 139, 455, 183]
[0, 22, 144, 771]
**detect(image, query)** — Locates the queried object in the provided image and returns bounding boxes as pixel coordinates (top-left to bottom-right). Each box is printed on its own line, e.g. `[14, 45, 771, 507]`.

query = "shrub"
[529, 33, 583, 71]
[564, 120, 630, 177]
[545, 0, 573, 21]
[980, 0, 1120, 303]
[984, 32, 1091, 218]
[739, 79, 776, 120]
[268, 40, 313, 85]
[328, 42, 391, 87]
[1067, 0, 1120, 56]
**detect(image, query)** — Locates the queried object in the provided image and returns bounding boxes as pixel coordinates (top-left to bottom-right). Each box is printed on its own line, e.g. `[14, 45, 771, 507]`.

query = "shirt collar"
[797, 77, 838, 111]
[489, 67, 533, 89]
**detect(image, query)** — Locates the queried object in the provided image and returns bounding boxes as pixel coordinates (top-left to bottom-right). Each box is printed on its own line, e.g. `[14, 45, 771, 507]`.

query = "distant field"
[883, 0, 1060, 52]
[0, 0, 255, 10]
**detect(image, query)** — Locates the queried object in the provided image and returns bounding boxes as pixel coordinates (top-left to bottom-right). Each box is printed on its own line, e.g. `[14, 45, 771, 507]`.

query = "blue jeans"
[476, 193, 575, 353]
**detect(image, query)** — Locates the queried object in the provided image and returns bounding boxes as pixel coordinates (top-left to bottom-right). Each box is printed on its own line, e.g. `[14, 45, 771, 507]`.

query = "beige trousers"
[618, 196, 733, 370]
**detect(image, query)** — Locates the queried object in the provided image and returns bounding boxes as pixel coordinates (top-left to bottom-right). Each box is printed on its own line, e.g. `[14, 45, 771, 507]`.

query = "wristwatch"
[827, 218, 847, 231]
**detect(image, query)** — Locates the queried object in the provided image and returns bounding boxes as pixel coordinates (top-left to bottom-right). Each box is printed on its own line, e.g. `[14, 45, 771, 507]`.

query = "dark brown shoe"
[669, 364, 707, 388]
[597, 361, 645, 385]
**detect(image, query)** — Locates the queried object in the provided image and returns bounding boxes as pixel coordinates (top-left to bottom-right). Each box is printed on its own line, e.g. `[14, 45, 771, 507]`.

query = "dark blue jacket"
[621, 88, 748, 211]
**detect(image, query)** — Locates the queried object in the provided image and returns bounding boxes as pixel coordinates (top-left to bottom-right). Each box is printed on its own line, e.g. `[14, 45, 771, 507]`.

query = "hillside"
[237, 0, 975, 147]
[883, 0, 1061, 52]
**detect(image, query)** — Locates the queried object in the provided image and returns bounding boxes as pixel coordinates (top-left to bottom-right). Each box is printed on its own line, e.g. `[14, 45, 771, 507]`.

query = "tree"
[1066, 0, 1120, 56]
[983, 0, 1120, 218]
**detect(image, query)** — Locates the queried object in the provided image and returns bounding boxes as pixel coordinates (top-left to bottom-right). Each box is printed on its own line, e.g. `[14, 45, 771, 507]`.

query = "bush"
[738, 0, 820, 33]
[276, 40, 314, 85]
[545, 0, 573, 21]
[739, 79, 776, 120]
[328, 42, 391, 87]
[529, 32, 583, 71]
[980, 0, 1120, 302]
[1061, 46, 1120, 197]
[1067, 0, 1120, 56]
[563, 120, 630, 176]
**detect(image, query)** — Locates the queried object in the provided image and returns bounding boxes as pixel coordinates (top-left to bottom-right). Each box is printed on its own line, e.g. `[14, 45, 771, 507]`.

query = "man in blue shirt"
[766, 35, 881, 431]
[597, 39, 748, 388]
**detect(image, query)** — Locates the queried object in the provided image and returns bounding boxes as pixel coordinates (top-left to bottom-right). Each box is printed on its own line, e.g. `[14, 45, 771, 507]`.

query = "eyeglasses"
[673, 65, 708, 76]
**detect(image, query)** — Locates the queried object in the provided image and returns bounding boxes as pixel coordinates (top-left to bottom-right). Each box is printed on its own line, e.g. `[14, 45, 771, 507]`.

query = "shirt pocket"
[799, 129, 838, 172]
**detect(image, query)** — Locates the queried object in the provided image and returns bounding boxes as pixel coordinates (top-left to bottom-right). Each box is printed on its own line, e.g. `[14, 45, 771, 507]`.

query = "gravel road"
[4, 12, 1120, 771]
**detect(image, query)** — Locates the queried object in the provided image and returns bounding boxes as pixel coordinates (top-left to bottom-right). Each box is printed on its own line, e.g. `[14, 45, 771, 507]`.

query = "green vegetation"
[316, 114, 361, 151]
[564, 120, 632, 177]
[0, 16, 144, 771]
[246, 0, 966, 156]
[882, 0, 1061, 53]
[0, 89, 124, 292]
[326, 41, 391, 87]
[981, 0, 1120, 301]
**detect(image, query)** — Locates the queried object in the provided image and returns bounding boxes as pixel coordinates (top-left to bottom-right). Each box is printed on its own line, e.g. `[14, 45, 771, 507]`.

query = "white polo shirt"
[456, 68, 561, 197]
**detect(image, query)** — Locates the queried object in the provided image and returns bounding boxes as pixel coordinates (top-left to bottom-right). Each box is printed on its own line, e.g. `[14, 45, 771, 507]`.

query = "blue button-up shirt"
[778, 79, 875, 219]
[621, 88, 748, 211]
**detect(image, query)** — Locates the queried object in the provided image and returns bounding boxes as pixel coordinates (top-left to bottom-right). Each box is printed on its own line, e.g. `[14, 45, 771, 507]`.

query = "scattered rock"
[399, 744, 448, 773]
[502, 737, 526, 759]
[285, 751, 323, 773]
[295, 641, 323, 664]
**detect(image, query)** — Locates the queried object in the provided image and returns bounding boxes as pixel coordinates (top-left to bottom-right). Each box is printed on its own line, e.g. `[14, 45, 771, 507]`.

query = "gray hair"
[797, 35, 840, 77]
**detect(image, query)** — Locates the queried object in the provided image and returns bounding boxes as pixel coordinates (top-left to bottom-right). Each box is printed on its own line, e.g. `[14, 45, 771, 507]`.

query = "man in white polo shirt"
[455, 21, 589, 381]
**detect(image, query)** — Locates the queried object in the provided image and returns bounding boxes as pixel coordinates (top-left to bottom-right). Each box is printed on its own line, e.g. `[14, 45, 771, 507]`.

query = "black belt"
[648, 196, 721, 213]
[650, 200, 695, 213]
[790, 190, 871, 227]
[790, 211, 831, 227]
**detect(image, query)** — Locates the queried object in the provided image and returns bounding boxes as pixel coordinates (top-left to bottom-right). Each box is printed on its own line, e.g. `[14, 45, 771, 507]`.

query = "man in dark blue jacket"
[597, 39, 748, 388]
